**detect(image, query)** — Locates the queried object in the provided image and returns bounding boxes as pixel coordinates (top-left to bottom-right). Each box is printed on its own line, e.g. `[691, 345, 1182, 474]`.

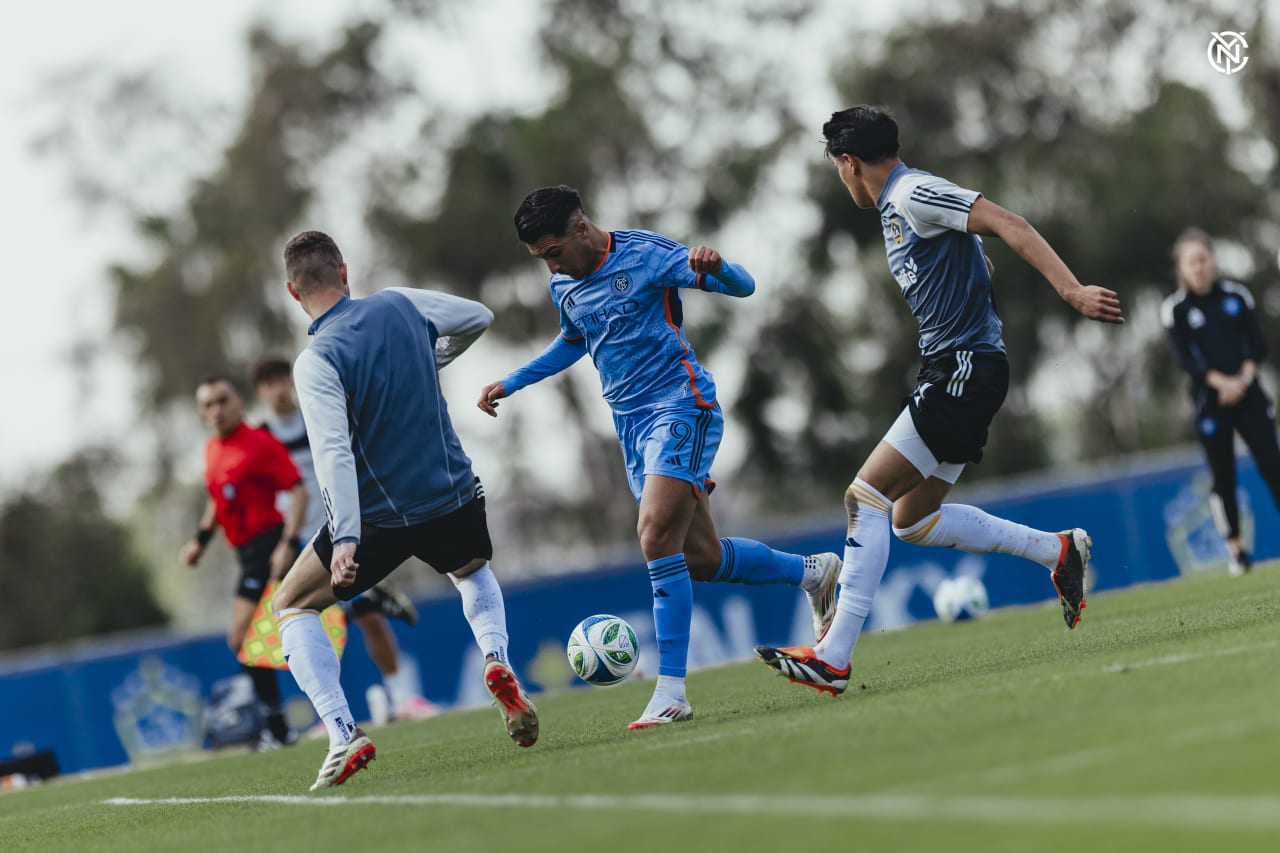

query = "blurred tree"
[0, 450, 167, 649]
[732, 0, 1277, 508]
[34, 0, 1278, 575]
[38, 22, 396, 486]
[366, 0, 816, 550]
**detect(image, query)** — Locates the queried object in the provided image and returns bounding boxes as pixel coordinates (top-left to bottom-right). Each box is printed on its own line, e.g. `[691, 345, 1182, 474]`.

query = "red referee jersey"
[204, 421, 302, 547]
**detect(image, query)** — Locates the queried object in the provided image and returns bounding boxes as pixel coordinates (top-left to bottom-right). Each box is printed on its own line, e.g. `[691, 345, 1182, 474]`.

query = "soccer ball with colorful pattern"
[932, 575, 990, 622]
[566, 614, 639, 686]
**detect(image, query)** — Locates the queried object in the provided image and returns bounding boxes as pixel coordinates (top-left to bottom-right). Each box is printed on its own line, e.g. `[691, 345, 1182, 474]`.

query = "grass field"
[4, 566, 1279, 853]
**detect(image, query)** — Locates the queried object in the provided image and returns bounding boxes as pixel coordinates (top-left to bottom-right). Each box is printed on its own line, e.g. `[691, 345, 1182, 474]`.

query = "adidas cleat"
[365, 584, 419, 626]
[627, 696, 693, 731]
[1228, 550, 1252, 577]
[1051, 528, 1091, 629]
[805, 552, 842, 642]
[309, 729, 376, 791]
[484, 660, 539, 747]
[755, 645, 849, 696]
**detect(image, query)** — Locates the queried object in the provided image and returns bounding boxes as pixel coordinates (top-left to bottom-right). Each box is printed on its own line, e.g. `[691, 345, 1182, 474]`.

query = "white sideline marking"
[1102, 640, 1278, 673]
[103, 792, 1280, 830]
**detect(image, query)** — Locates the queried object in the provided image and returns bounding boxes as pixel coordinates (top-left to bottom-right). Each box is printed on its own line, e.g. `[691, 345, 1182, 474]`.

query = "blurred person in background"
[480, 185, 842, 732]
[180, 374, 308, 749]
[1162, 227, 1280, 576]
[252, 355, 439, 722]
[756, 105, 1125, 696]
[271, 230, 537, 792]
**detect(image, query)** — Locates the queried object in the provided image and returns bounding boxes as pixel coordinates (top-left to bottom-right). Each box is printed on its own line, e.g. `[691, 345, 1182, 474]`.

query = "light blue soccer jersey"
[551, 230, 722, 415]
[877, 163, 1005, 356]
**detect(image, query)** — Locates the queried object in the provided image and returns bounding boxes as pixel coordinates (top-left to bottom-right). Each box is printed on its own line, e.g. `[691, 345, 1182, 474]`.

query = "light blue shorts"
[613, 402, 723, 502]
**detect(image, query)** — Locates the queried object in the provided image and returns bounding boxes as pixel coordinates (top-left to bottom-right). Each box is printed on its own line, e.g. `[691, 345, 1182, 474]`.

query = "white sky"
[0, 0, 1269, 489]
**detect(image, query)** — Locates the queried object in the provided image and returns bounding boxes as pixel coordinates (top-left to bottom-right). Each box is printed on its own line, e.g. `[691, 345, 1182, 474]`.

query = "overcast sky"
[0, 0, 1265, 488]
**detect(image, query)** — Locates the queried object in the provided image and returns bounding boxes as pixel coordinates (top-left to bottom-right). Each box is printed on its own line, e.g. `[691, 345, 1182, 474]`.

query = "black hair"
[196, 373, 242, 396]
[514, 185, 584, 244]
[822, 106, 900, 163]
[250, 354, 293, 387]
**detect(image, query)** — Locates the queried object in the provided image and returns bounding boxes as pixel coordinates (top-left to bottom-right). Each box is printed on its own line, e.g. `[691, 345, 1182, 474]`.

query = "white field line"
[102, 792, 1280, 830]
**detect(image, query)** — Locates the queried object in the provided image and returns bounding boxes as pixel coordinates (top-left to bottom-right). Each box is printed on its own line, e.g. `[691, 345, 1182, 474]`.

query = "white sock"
[894, 505, 1063, 568]
[452, 564, 509, 664]
[277, 608, 356, 748]
[382, 666, 419, 709]
[799, 557, 823, 594]
[655, 674, 686, 699]
[814, 478, 893, 668]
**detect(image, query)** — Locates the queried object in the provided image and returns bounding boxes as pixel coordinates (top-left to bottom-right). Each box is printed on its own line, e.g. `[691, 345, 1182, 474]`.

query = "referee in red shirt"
[180, 374, 309, 748]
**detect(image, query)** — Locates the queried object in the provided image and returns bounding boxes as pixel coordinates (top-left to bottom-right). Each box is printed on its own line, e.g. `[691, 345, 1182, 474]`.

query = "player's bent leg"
[450, 560, 510, 664]
[635, 475, 698, 729]
[758, 443, 917, 691]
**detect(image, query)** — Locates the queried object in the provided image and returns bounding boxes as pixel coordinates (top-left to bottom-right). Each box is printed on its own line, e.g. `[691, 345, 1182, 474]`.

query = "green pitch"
[4, 566, 1279, 853]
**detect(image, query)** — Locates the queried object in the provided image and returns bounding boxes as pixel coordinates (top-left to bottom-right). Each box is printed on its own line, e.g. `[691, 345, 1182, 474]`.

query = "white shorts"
[884, 408, 966, 484]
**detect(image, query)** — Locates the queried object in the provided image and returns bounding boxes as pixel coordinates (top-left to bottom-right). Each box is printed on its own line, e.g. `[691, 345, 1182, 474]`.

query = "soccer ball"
[566, 614, 639, 686]
[932, 575, 990, 623]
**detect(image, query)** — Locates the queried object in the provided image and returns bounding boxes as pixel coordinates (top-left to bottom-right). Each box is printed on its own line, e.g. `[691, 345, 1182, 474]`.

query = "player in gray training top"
[269, 230, 538, 792]
[756, 106, 1125, 696]
[252, 355, 439, 722]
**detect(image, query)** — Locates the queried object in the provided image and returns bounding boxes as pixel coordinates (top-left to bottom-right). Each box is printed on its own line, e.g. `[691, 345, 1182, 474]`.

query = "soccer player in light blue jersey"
[478, 186, 841, 731]
[270, 231, 538, 791]
[757, 106, 1125, 696]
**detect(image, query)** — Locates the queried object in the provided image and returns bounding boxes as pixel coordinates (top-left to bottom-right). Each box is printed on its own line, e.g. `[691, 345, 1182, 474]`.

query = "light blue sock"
[648, 554, 692, 678]
[712, 537, 804, 586]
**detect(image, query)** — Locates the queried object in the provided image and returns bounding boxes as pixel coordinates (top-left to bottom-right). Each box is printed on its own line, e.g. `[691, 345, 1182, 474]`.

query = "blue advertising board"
[3, 448, 1273, 775]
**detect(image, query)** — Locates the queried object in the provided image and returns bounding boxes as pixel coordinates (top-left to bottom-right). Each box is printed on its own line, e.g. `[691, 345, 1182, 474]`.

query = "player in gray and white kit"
[252, 356, 439, 721]
[270, 231, 537, 791]
[757, 106, 1125, 695]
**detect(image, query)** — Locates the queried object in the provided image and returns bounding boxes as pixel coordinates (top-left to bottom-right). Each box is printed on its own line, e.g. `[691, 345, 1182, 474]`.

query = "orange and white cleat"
[754, 645, 850, 696]
[484, 660, 539, 747]
[1051, 529, 1091, 629]
[309, 728, 376, 791]
[627, 695, 693, 731]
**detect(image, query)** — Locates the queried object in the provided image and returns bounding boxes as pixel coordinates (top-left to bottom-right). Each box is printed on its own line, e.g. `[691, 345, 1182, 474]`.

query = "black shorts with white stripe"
[903, 350, 1009, 465]
[313, 478, 493, 602]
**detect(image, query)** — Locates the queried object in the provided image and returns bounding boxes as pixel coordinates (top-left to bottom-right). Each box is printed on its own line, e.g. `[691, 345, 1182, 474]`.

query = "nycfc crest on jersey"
[877, 163, 1005, 357]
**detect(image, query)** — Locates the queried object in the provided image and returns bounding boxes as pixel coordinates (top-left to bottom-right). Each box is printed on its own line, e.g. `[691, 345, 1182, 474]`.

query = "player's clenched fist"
[687, 246, 723, 275]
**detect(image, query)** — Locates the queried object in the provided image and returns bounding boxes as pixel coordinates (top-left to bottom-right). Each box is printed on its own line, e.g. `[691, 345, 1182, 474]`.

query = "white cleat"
[805, 553, 842, 642]
[309, 728, 376, 791]
[627, 695, 693, 731]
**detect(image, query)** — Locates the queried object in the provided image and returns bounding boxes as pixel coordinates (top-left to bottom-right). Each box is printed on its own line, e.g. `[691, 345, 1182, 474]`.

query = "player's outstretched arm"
[967, 198, 1124, 324]
[478, 335, 588, 417]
